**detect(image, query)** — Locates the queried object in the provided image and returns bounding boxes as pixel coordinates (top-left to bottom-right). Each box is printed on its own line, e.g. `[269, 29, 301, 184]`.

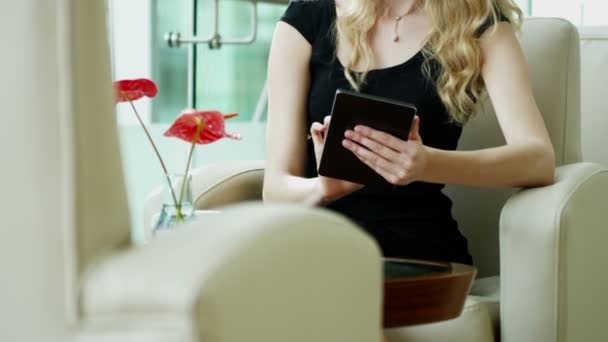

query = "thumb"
[408, 115, 421, 141]
[310, 122, 325, 145]
[323, 116, 331, 131]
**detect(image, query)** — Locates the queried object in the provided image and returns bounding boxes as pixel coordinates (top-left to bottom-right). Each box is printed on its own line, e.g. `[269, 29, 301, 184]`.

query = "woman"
[263, 0, 554, 265]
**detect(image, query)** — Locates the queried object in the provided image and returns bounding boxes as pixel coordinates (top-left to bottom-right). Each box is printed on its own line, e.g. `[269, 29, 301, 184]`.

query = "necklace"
[391, 1, 419, 43]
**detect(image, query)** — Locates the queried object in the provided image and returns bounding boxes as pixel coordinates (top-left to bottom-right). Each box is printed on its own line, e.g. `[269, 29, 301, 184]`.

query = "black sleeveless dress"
[279, 0, 500, 265]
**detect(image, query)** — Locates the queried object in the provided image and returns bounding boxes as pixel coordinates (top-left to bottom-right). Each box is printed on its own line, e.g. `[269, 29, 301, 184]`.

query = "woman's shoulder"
[280, 0, 336, 45]
[477, 9, 512, 37]
[284, 0, 335, 11]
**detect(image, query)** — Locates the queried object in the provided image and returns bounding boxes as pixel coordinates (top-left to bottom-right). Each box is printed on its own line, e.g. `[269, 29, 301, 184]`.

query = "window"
[526, 0, 608, 26]
[152, 0, 286, 123]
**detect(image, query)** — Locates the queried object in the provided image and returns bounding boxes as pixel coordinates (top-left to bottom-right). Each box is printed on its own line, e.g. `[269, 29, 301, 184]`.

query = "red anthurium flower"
[164, 109, 241, 144]
[114, 78, 158, 103]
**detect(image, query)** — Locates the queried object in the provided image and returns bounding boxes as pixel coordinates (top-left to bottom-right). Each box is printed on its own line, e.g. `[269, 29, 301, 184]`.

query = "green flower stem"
[128, 100, 179, 210]
[176, 120, 205, 221]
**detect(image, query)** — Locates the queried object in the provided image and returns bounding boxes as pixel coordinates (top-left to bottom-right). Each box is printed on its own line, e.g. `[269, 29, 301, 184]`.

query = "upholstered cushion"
[385, 296, 494, 342]
[71, 0, 132, 273]
[84, 203, 384, 342]
[471, 276, 501, 338]
[143, 160, 265, 239]
[500, 163, 608, 342]
[192, 161, 265, 209]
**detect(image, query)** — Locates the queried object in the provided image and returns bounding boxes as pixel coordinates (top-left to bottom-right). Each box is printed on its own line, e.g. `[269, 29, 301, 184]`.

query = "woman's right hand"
[310, 116, 364, 205]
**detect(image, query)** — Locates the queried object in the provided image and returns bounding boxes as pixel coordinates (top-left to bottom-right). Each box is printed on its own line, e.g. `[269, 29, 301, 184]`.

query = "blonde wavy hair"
[336, 0, 523, 124]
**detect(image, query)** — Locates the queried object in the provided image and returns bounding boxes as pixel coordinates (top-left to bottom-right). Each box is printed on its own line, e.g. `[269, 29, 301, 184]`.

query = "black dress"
[280, 0, 486, 265]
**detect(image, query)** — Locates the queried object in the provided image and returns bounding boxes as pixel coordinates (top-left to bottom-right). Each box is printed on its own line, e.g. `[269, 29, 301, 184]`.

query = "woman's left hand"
[342, 115, 428, 186]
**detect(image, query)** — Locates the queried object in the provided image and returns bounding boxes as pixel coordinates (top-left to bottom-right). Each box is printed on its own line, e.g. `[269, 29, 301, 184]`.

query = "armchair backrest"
[66, 0, 132, 274]
[445, 18, 582, 277]
[1, 0, 131, 334]
[580, 29, 608, 166]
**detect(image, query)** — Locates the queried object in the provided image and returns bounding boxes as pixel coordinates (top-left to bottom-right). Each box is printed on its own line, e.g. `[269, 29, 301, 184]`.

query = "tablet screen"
[318, 89, 416, 185]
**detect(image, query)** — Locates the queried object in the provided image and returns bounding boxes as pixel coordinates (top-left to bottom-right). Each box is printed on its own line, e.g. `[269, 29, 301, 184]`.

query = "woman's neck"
[383, 0, 420, 19]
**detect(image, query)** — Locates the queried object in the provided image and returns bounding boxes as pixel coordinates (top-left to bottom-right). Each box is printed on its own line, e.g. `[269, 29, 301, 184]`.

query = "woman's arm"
[423, 22, 555, 187]
[264, 21, 364, 205]
[263, 22, 323, 205]
[344, 22, 555, 188]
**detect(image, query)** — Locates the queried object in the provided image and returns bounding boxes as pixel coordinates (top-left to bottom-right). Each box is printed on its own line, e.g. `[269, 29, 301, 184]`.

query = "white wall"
[108, 0, 153, 124]
[107, 0, 160, 240]
[531, 0, 608, 25]
[516, 0, 530, 13]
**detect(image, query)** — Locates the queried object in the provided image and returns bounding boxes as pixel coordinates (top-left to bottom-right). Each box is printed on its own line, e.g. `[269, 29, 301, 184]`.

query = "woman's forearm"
[263, 174, 325, 206]
[422, 143, 555, 188]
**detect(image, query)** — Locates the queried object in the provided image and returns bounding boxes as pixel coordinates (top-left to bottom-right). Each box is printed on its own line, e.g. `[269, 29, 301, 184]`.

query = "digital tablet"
[318, 89, 417, 185]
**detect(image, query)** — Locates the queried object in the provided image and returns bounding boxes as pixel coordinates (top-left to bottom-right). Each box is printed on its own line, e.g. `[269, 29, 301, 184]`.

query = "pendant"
[394, 16, 402, 43]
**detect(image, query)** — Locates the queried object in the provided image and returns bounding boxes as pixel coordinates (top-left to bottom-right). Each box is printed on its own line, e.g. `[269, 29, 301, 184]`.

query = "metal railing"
[164, 0, 272, 120]
[164, 0, 258, 50]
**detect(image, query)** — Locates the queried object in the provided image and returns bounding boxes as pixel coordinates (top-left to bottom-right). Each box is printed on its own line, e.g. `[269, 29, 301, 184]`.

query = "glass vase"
[153, 173, 195, 235]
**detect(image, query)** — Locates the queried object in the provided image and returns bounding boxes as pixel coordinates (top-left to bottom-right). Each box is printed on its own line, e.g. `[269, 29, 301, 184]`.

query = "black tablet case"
[318, 89, 417, 185]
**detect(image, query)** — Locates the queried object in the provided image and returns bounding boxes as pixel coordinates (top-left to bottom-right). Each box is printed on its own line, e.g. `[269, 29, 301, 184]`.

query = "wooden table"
[383, 258, 477, 328]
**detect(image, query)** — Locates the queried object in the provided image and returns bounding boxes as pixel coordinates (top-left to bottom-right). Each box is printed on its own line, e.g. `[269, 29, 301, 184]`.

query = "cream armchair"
[143, 19, 608, 342]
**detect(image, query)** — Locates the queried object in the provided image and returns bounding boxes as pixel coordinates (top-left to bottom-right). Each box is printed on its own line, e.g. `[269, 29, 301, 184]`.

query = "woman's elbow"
[262, 177, 276, 202]
[262, 187, 278, 203]
[532, 143, 556, 187]
[262, 171, 287, 203]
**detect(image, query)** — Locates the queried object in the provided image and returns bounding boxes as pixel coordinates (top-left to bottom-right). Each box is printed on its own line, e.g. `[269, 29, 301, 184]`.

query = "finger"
[353, 125, 407, 152]
[409, 115, 421, 141]
[345, 140, 406, 185]
[344, 130, 401, 163]
[323, 116, 332, 133]
[310, 122, 325, 144]
[342, 139, 402, 177]
[323, 116, 331, 126]
[310, 122, 324, 136]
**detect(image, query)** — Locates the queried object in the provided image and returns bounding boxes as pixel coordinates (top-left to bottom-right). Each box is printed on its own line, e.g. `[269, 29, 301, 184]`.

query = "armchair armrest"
[83, 203, 382, 342]
[499, 162, 608, 342]
[143, 160, 265, 237]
